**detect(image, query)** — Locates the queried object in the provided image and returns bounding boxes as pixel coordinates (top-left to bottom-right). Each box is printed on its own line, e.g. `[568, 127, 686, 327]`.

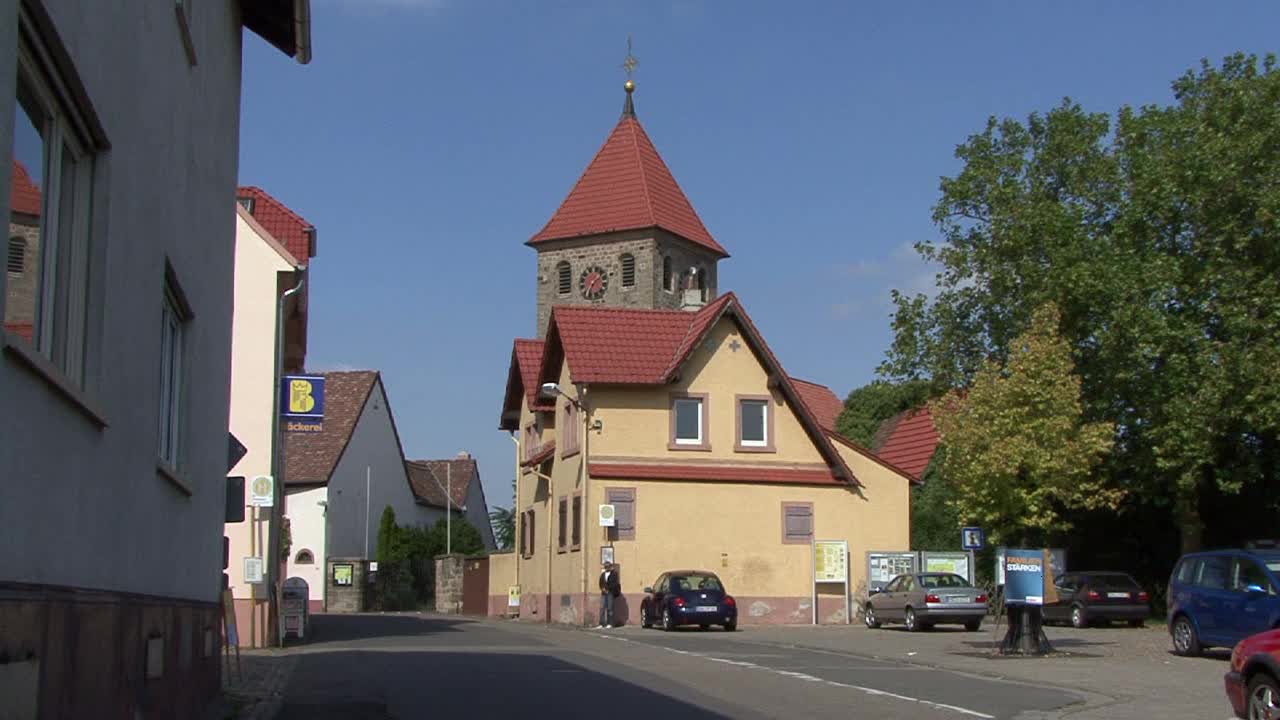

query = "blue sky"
[238, 0, 1280, 513]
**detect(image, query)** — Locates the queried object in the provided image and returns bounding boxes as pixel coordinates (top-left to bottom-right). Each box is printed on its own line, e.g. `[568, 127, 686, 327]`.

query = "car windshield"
[671, 574, 722, 592]
[919, 574, 970, 589]
[1088, 574, 1139, 590]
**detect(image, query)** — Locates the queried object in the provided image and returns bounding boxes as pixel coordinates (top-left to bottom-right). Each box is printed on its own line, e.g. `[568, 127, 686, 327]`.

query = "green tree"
[909, 453, 962, 551]
[929, 304, 1118, 545]
[884, 54, 1280, 553]
[489, 506, 516, 550]
[836, 379, 935, 446]
[429, 516, 484, 556]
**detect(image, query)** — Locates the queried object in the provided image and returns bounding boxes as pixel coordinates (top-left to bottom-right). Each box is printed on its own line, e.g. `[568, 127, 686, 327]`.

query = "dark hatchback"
[1044, 571, 1151, 628]
[640, 570, 737, 631]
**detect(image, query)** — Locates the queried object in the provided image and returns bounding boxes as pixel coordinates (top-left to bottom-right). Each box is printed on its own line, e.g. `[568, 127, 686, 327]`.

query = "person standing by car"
[597, 561, 622, 628]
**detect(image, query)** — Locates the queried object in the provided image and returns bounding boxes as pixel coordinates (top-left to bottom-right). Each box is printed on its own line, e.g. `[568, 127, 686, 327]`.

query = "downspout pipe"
[578, 385, 590, 625]
[268, 267, 306, 646]
[510, 432, 520, 591]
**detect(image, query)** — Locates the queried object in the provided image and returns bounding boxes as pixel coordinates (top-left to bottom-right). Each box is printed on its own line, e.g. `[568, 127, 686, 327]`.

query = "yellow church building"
[493, 81, 917, 625]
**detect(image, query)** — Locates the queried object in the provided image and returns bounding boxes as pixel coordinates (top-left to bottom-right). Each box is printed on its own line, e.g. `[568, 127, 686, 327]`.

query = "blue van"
[1167, 550, 1280, 656]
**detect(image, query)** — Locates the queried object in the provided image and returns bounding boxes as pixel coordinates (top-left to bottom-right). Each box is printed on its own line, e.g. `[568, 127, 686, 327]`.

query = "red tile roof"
[528, 115, 727, 258]
[11, 161, 41, 216]
[500, 338, 552, 431]
[590, 462, 843, 486]
[237, 186, 315, 264]
[790, 378, 844, 433]
[872, 407, 939, 481]
[405, 456, 476, 509]
[284, 371, 379, 484]
[544, 293, 735, 385]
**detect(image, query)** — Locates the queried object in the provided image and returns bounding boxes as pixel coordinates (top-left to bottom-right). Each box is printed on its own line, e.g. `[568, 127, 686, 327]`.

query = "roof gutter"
[293, 0, 313, 65]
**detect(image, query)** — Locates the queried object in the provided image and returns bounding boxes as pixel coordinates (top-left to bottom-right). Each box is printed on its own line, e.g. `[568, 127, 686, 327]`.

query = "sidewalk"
[208, 649, 298, 720]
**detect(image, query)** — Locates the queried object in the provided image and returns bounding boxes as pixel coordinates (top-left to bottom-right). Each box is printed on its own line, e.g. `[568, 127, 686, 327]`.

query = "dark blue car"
[1167, 549, 1280, 656]
[640, 570, 737, 632]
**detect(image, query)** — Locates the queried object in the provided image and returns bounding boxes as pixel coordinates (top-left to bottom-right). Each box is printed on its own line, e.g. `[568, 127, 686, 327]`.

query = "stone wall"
[434, 554, 465, 614]
[324, 558, 368, 613]
[533, 228, 721, 337]
[4, 217, 39, 329]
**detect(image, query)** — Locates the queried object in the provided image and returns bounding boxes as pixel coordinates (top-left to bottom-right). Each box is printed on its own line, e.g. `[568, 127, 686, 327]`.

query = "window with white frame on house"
[670, 394, 707, 448]
[158, 276, 190, 470]
[736, 396, 772, 451]
[7, 34, 98, 386]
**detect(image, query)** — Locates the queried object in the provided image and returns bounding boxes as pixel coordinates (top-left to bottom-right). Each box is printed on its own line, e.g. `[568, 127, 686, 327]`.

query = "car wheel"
[723, 621, 737, 632]
[864, 605, 881, 629]
[1127, 619, 1144, 629]
[640, 604, 651, 629]
[1248, 673, 1280, 720]
[662, 607, 675, 632]
[699, 624, 710, 631]
[1171, 616, 1201, 657]
[904, 607, 918, 632]
[1071, 605, 1088, 629]
[964, 619, 981, 632]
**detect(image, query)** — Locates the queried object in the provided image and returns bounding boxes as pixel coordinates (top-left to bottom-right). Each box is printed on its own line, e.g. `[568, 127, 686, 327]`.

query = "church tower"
[528, 81, 728, 337]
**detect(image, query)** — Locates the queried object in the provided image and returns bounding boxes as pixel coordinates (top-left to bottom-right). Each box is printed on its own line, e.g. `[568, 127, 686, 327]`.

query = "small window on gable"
[697, 266, 708, 301]
[7, 237, 25, 274]
[295, 550, 314, 565]
[236, 195, 255, 214]
[621, 253, 636, 288]
[670, 394, 708, 450]
[556, 261, 571, 295]
[562, 401, 580, 457]
[662, 256, 673, 292]
[736, 396, 773, 452]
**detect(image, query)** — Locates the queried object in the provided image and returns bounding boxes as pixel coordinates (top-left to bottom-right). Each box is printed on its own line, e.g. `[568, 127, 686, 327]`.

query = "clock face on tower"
[579, 266, 608, 300]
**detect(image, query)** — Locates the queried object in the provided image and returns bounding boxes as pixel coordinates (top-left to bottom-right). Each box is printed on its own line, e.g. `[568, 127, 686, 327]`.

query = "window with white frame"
[738, 397, 770, 449]
[158, 278, 190, 469]
[8, 25, 98, 387]
[671, 395, 706, 447]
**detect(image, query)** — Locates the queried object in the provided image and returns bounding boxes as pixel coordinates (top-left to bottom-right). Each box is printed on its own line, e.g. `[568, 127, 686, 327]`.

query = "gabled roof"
[871, 407, 939, 481]
[11, 161, 41, 216]
[241, 0, 312, 64]
[537, 293, 859, 486]
[237, 186, 316, 265]
[790, 378, 844, 433]
[499, 338, 552, 431]
[405, 456, 476, 510]
[528, 114, 727, 258]
[284, 371, 379, 485]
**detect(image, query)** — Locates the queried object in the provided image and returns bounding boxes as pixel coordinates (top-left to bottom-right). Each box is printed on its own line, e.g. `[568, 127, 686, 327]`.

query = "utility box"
[282, 577, 309, 640]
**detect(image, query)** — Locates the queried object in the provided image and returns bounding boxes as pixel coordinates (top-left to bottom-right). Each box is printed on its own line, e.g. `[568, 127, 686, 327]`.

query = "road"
[275, 614, 1086, 719]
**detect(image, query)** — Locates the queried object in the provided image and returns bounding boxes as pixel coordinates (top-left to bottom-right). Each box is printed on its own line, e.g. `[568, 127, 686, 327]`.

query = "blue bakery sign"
[282, 375, 325, 433]
[1003, 548, 1048, 605]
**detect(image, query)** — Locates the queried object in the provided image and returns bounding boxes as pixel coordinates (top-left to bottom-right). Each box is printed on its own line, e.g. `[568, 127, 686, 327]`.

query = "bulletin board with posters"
[920, 551, 975, 585]
[812, 540, 850, 625]
[866, 551, 919, 593]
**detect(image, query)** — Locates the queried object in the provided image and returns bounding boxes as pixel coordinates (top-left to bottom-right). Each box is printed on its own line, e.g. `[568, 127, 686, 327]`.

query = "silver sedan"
[864, 572, 989, 632]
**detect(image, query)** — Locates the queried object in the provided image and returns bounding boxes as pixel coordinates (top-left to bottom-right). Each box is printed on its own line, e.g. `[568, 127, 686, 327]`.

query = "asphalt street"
[275, 614, 1086, 719]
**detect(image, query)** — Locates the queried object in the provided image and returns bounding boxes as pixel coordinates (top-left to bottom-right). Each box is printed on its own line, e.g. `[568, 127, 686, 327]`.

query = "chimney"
[681, 267, 705, 311]
[456, 451, 471, 459]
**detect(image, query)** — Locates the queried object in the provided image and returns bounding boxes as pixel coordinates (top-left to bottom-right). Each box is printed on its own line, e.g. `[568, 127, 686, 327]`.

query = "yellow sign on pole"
[814, 540, 848, 582]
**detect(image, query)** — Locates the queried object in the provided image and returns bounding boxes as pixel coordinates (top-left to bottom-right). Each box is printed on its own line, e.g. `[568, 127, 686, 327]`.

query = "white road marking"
[589, 632, 995, 719]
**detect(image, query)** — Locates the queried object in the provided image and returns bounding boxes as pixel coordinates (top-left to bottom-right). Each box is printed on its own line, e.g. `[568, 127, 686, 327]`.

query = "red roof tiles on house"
[405, 457, 475, 509]
[283, 371, 379, 484]
[11, 161, 41, 217]
[790, 378, 844, 433]
[3, 323, 33, 341]
[237, 186, 315, 264]
[872, 407, 939, 481]
[528, 115, 727, 258]
[544, 293, 735, 385]
[515, 339, 551, 412]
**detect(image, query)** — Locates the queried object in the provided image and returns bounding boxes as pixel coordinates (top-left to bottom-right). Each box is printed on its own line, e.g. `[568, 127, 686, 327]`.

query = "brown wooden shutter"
[572, 494, 582, 549]
[558, 497, 568, 551]
[607, 488, 636, 541]
[782, 502, 813, 544]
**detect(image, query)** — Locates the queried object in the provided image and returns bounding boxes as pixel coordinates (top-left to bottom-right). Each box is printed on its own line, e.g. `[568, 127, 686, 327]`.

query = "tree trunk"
[1176, 482, 1203, 555]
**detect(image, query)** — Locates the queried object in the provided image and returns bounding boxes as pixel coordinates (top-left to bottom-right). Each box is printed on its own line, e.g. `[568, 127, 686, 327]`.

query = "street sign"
[598, 504, 616, 527]
[243, 556, 264, 584]
[283, 375, 326, 433]
[962, 527, 985, 550]
[249, 475, 274, 507]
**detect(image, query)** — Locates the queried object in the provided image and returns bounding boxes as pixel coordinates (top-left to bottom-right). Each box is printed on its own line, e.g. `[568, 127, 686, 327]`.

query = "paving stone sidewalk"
[208, 649, 298, 720]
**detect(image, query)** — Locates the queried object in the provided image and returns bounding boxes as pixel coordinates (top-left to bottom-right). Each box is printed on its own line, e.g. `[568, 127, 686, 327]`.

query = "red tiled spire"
[11, 161, 41, 217]
[528, 104, 727, 257]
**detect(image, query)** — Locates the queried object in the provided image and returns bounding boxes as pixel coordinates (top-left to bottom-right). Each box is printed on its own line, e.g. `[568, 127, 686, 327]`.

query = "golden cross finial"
[622, 35, 639, 81]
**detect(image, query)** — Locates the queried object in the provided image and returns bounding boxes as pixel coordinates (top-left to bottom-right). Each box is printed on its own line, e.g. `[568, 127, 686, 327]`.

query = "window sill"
[561, 446, 581, 460]
[668, 441, 712, 452]
[571, 544, 581, 553]
[735, 443, 776, 454]
[157, 462, 194, 496]
[3, 330, 108, 429]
